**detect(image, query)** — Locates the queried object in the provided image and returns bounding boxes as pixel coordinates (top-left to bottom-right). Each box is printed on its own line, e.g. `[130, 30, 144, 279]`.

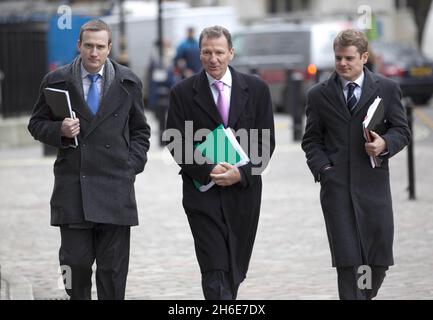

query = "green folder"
[193, 125, 250, 192]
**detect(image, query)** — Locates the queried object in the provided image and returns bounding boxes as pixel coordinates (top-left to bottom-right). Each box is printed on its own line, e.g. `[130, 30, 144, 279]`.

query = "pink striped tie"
[213, 80, 229, 127]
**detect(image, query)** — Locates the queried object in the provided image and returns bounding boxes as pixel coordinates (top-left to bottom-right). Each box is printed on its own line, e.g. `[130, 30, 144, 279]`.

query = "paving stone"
[0, 111, 432, 300]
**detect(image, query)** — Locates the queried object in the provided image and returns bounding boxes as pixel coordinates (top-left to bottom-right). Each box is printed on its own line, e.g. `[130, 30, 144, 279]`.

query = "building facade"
[190, 0, 418, 43]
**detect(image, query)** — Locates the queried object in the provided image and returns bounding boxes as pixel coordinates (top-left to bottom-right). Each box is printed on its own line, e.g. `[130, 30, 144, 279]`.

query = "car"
[371, 41, 433, 105]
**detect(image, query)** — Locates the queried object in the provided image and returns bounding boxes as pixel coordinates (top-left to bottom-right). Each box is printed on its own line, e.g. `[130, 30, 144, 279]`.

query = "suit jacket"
[301, 68, 410, 267]
[28, 57, 151, 226]
[166, 66, 275, 284]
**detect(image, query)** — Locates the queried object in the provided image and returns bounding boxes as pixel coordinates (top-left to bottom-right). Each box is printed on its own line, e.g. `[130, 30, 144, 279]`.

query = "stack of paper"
[362, 96, 384, 168]
[193, 124, 250, 192]
[43, 88, 78, 148]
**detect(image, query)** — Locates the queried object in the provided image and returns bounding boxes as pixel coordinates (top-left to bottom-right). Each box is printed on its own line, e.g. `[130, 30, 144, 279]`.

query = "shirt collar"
[81, 63, 104, 80]
[206, 67, 232, 88]
[340, 71, 364, 89]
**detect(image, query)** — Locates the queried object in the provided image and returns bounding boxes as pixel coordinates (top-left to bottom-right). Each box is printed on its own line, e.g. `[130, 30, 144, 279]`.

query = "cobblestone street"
[1, 111, 432, 300]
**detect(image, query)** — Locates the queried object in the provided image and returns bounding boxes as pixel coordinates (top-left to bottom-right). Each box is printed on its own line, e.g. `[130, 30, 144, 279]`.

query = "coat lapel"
[227, 66, 248, 128]
[353, 68, 379, 117]
[320, 72, 351, 122]
[83, 77, 129, 139]
[64, 64, 93, 122]
[193, 70, 223, 126]
[192, 67, 249, 129]
[320, 69, 380, 121]
[83, 59, 122, 138]
[65, 57, 119, 126]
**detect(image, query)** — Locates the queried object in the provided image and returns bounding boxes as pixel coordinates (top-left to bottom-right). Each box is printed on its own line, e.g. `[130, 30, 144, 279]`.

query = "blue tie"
[87, 74, 100, 115]
[347, 82, 358, 114]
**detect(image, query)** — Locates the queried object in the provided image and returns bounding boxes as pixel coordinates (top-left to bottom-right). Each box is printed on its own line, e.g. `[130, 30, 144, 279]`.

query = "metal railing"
[0, 22, 47, 118]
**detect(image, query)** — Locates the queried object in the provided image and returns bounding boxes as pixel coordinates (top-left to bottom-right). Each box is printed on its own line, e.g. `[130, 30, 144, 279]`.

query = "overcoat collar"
[320, 67, 380, 121]
[47, 57, 138, 138]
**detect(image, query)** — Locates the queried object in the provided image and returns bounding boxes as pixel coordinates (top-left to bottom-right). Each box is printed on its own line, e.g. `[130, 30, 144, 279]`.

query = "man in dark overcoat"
[165, 26, 275, 300]
[28, 19, 150, 299]
[302, 29, 410, 300]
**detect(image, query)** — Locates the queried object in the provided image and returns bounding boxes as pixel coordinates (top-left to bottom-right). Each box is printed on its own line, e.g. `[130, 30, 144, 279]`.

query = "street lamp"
[157, 0, 164, 66]
[118, 0, 129, 66]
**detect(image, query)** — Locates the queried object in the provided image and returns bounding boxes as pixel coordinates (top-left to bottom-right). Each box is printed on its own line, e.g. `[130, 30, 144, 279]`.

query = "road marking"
[275, 121, 289, 130]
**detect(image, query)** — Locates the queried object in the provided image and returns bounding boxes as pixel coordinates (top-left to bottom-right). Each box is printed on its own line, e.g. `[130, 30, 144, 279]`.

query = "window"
[268, 0, 310, 13]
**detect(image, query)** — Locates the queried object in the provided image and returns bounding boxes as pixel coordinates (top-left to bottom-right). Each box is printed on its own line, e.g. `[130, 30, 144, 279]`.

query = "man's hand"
[210, 162, 241, 187]
[61, 118, 80, 138]
[210, 164, 228, 175]
[365, 131, 387, 157]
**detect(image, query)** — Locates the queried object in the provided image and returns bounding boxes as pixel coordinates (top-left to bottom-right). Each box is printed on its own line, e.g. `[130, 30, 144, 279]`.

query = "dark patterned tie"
[347, 82, 358, 114]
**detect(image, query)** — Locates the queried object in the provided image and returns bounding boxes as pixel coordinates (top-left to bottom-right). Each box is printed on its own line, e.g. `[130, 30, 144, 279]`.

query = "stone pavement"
[0, 108, 432, 300]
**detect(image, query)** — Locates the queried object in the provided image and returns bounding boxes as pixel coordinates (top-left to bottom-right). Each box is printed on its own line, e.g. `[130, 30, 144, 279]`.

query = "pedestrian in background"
[147, 39, 177, 146]
[302, 29, 410, 300]
[28, 19, 150, 300]
[173, 27, 202, 79]
[166, 25, 275, 300]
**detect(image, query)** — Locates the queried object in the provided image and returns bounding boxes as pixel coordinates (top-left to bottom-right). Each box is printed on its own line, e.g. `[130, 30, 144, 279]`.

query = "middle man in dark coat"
[165, 25, 275, 300]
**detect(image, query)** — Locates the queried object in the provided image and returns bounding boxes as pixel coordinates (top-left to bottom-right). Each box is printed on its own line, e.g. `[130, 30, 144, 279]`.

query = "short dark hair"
[333, 29, 368, 55]
[79, 19, 112, 45]
[199, 25, 233, 49]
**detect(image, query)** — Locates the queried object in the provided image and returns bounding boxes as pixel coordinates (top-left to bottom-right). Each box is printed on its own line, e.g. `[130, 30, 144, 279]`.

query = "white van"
[422, 3, 433, 59]
[231, 20, 354, 111]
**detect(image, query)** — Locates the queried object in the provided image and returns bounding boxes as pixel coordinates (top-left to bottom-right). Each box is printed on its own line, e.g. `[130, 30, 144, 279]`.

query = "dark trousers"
[336, 265, 388, 300]
[202, 270, 239, 300]
[59, 224, 130, 300]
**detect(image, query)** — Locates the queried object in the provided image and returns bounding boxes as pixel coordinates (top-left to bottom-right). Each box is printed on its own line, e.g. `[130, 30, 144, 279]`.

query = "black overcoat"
[28, 58, 150, 226]
[302, 68, 410, 267]
[166, 67, 275, 284]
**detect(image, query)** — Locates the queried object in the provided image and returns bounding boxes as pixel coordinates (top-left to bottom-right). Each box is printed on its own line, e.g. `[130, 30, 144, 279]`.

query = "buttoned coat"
[28, 58, 150, 226]
[166, 67, 275, 284]
[301, 68, 410, 267]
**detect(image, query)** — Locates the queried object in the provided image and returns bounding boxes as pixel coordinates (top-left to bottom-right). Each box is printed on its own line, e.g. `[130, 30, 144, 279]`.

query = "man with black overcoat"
[302, 29, 410, 300]
[28, 19, 150, 300]
[165, 25, 275, 300]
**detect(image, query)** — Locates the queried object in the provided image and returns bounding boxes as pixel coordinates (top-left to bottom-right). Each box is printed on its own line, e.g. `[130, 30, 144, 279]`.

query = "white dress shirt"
[81, 64, 104, 101]
[206, 68, 232, 110]
[341, 71, 364, 104]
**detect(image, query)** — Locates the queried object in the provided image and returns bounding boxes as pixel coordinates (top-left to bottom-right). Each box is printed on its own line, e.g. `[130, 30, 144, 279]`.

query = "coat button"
[82, 143, 86, 147]
[105, 144, 111, 148]
[113, 113, 118, 117]
[82, 175, 86, 179]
